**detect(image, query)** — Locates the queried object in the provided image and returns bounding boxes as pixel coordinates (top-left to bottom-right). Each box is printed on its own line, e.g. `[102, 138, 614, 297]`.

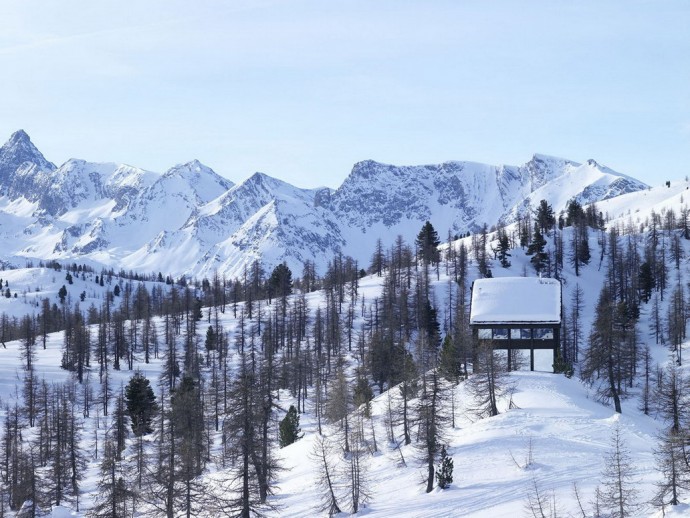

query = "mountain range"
[0, 130, 648, 278]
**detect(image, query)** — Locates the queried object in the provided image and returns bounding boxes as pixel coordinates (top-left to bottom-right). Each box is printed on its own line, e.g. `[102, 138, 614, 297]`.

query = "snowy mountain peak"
[347, 160, 393, 180]
[165, 159, 220, 178]
[521, 154, 578, 188]
[237, 171, 298, 197]
[7, 129, 30, 146]
[163, 159, 234, 190]
[245, 171, 274, 185]
[0, 130, 56, 184]
[1, 130, 49, 164]
[183, 158, 204, 169]
[528, 153, 578, 166]
[162, 160, 233, 198]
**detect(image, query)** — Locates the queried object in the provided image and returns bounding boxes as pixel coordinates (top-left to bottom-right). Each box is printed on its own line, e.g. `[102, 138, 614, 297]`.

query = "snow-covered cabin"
[469, 277, 562, 371]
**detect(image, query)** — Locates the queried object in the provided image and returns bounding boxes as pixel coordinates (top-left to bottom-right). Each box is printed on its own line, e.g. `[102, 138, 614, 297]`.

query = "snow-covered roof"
[469, 277, 561, 325]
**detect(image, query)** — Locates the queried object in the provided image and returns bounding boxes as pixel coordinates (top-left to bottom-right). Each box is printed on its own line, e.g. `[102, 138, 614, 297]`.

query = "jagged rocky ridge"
[0, 130, 648, 278]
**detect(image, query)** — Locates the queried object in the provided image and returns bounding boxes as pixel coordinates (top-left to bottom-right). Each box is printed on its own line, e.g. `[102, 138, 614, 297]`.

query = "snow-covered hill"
[279, 371, 660, 518]
[0, 218, 687, 516]
[0, 130, 649, 279]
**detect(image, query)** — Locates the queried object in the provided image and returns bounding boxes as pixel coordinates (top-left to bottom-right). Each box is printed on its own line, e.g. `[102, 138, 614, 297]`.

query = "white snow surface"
[469, 276, 562, 324]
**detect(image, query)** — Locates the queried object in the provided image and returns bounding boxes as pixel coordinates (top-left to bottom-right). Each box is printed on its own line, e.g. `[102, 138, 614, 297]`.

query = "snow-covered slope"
[0, 131, 649, 279]
[0, 227, 678, 517]
[278, 371, 659, 518]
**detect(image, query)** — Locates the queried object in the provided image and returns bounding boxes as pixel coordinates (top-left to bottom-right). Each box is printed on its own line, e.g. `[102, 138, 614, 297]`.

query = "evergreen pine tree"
[496, 227, 511, 268]
[638, 261, 655, 303]
[438, 334, 462, 382]
[204, 326, 216, 352]
[526, 224, 548, 274]
[267, 263, 293, 301]
[124, 371, 158, 436]
[416, 221, 441, 265]
[58, 285, 68, 304]
[534, 199, 556, 235]
[279, 405, 302, 448]
[435, 446, 453, 489]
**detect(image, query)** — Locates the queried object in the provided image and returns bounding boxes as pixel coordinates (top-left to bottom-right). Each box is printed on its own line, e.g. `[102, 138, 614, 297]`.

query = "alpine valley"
[0, 130, 647, 279]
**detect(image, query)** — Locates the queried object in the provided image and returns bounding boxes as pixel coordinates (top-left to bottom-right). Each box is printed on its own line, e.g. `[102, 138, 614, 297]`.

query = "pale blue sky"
[0, 1, 688, 188]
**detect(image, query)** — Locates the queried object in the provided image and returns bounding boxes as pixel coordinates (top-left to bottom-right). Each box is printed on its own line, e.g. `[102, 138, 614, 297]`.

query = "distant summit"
[0, 130, 56, 184]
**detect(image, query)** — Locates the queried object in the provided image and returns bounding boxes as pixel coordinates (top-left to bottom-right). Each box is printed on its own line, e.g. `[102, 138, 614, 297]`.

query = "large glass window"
[493, 328, 509, 340]
[478, 328, 492, 339]
[534, 328, 554, 340]
[511, 329, 532, 339]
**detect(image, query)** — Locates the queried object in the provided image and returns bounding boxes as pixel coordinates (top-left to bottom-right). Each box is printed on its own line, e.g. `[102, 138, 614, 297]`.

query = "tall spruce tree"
[416, 221, 441, 265]
[582, 285, 623, 413]
[279, 405, 302, 448]
[495, 225, 511, 268]
[534, 199, 556, 235]
[527, 224, 549, 275]
[124, 371, 158, 436]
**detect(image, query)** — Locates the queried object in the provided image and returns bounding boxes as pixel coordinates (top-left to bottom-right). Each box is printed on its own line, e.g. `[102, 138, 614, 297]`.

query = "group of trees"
[3, 197, 690, 517]
[1, 382, 85, 515]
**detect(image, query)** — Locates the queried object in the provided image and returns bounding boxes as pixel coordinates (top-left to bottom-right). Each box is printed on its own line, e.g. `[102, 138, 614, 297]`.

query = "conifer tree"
[417, 366, 447, 493]
[600, 425, 639, 517]
[310, 435, 342, 517]
[369, 238, 387, 277]
[279, 405, 302, 448]
[346, 414, 370, 513]
[638, 261, 655, 303]
[89, 436, 134, 518]
[435, 446, 453, 489]
[527, 224, 548, 274]
[171, 375, 207, 512]
[416, 221, 441, 265]
[567, 200, 591, 276]
[223, 352, 273, 517]
[496, 226, 511, 268]
[438, 334, 462, 382]
[352, 375, 374, 418]
[124, 371, 158, 436]
[267, 263, 293, 302]
[467, 341, 508, 418]
[653, 427, 688, 508]
[534, 199, 556, 235]
[582, 285, 623, 413]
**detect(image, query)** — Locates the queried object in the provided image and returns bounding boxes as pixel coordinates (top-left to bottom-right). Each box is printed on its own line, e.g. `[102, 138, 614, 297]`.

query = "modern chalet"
[469, 276, 562, 372]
